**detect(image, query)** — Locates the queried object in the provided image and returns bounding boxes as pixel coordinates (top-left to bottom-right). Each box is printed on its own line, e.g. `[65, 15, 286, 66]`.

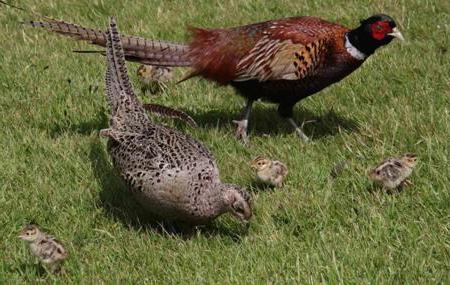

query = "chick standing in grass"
[137, 64, 173, 94]
[368, 153, 418, 190]
[251, 156, 288, 187]
[18, 225, 68, 272]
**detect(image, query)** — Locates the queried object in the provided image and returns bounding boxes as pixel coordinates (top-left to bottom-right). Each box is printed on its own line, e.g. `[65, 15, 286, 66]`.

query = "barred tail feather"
[143, 103, 197, 128]
[1, 1, 192, 66]
[105, 17, 149, 131]
[28, 19, 192, 67]
[105, 18, 194, 131]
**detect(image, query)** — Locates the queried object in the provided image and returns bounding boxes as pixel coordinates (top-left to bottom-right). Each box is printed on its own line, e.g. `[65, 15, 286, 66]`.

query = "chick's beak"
[388, 27, 405, 41]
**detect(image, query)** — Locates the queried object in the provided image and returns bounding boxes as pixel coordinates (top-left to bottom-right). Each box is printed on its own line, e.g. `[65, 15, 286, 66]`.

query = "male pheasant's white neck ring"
[344, 33, 367, 60]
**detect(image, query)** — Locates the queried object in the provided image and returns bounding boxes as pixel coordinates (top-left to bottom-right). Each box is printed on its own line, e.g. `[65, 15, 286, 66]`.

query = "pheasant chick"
[251, 156, 288, 187]
[369, 153, 418, 189]
[137, 64, 173, 94]
[18, 225, 68, 272]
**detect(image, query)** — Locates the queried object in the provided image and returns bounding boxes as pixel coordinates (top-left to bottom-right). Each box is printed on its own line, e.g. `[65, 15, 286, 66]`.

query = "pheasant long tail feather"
[142, 103, 197, 128]
[105, 16, 147, 125]
[0, 1, 191, 66]
[31, 18, 192, 66]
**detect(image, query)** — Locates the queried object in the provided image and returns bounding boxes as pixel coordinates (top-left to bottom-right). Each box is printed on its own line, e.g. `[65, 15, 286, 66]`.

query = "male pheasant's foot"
[294, 127, 309, 142]
[287, 118, 309, 142]
[232, 119, 249, 144]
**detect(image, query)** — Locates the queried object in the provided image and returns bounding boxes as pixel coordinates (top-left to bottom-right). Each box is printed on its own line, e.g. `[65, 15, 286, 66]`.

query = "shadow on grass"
[88, 140, 248, 240]
[190, 105, 359, 140]
[367, 184, 406, 195]
[88, 140, 159, 229]
[13, 262, 48, 279]
[45, 100, 358, 142]
[248, 180, 277, 193]
[47, 111, 109, 138]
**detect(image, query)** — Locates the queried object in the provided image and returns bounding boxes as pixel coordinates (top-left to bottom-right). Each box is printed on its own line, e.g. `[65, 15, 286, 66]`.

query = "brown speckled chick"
[18, 225, 68, 272]
[369, 153, 418, 189]
[137, 64, 172, 94]
[251, 156, 288, 187]
[100, 18, 251, 225]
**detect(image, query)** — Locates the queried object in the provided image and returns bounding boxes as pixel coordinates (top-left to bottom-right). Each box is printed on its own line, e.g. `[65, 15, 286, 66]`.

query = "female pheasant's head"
[348, 14, 404, 57]
[222, 184, 252, 222]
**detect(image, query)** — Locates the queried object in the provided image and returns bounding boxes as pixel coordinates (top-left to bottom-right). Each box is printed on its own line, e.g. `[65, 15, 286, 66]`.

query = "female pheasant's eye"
[376, 170, 380, 175]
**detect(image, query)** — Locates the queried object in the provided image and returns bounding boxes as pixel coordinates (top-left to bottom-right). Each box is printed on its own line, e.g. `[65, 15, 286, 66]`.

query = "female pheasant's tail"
[142, 103, 197, 128]
[104, 16, 147, 129]
[104, 17, 197, 132]
[0, 1, 191, 67]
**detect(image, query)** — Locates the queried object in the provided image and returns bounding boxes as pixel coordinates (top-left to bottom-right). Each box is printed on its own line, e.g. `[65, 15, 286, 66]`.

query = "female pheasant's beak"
[388, 27, 405, 41]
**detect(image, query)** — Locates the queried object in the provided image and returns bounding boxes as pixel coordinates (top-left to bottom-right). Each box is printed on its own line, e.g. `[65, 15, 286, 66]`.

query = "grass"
[1, 0, 449, 283]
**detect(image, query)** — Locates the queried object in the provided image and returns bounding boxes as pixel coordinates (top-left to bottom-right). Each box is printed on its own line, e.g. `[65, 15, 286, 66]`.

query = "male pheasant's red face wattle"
[370, 21, 393, 40]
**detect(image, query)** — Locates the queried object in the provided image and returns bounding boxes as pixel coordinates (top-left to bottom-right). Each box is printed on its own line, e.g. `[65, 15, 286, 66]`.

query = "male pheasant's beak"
[388, 27, 405, 41]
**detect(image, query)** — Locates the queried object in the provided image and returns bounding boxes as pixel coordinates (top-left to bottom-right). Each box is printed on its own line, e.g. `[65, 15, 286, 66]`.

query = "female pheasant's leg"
[232, 99, 254, 143]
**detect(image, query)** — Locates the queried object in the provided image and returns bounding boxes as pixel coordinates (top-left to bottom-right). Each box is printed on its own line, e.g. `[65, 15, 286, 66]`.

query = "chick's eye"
[235, 206, 244, 213]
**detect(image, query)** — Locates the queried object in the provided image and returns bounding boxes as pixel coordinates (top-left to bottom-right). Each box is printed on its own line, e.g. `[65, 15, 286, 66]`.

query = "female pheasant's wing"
[104, 18, 220, 190]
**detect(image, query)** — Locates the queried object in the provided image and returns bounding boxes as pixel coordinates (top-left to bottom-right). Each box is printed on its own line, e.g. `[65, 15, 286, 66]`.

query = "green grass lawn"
[1, 0, 449, 283]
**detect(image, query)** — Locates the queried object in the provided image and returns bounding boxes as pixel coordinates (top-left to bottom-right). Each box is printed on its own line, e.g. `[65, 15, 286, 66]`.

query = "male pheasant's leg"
[278, 104, 309, 142]
[232, 99, 254, 143]
[287, 118, 309, 142]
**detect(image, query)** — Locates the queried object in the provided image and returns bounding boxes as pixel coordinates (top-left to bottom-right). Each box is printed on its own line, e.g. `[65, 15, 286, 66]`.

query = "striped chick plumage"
[369, 153, 418, 189]
[19, 225, 68, 272]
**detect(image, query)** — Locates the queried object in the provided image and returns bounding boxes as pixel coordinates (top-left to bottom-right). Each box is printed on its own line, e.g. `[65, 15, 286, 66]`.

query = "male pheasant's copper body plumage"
[7, 1, 403, 141]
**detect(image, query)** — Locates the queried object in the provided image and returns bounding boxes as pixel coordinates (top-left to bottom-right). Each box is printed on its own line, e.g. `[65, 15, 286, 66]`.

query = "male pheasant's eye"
[376, 25, 383, 31]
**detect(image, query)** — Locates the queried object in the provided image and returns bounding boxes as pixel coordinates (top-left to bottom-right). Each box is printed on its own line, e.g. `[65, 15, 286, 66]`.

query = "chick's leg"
[233, 99, 254, 143]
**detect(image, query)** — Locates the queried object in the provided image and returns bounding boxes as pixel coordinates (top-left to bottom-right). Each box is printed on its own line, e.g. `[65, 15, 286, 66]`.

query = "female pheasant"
[99, 18, 251, 225]
[4, 2, 403, 141]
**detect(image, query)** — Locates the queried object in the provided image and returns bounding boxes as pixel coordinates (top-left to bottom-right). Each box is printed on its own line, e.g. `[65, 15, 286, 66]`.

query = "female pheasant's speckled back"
[100, 18, 252, 224]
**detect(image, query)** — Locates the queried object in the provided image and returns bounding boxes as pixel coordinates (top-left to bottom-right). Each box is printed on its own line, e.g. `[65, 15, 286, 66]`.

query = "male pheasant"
[1, 2, 404, 142]
[99, 17, 252, 225]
